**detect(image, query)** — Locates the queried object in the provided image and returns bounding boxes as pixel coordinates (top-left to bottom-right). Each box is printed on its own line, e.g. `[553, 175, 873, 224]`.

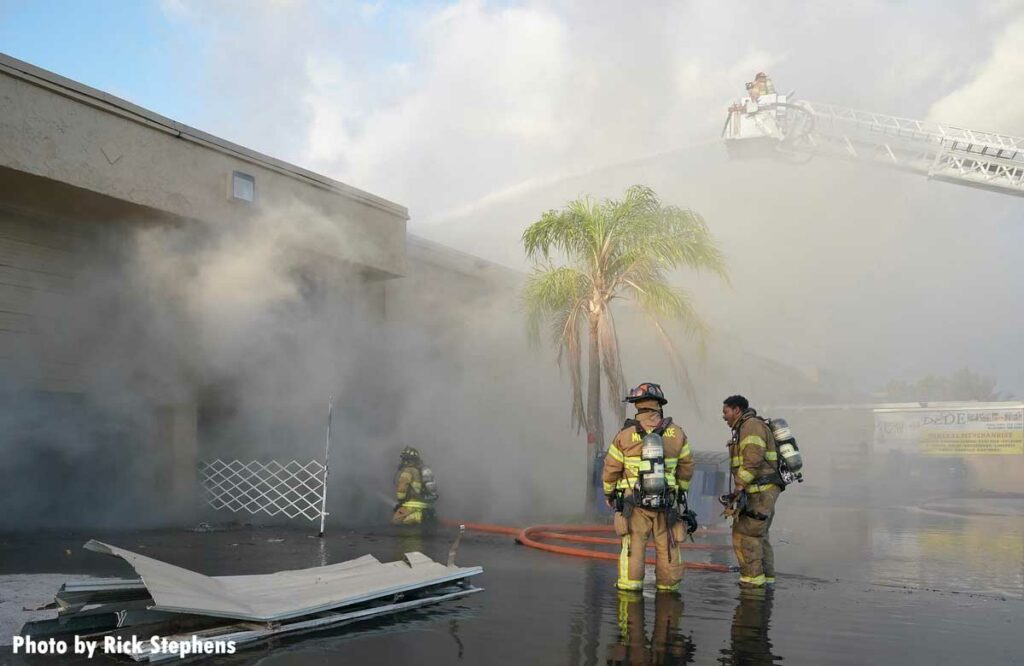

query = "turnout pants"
[616, 506, 685, 591]
[392, 500, 434, 525]
[731, 486, 780, 587]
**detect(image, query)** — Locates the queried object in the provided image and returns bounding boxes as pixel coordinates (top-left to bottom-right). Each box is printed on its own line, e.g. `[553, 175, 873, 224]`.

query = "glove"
[719, 492, 738, 519]
[682, 508, 698, 535]
[393, 502, 403, 514]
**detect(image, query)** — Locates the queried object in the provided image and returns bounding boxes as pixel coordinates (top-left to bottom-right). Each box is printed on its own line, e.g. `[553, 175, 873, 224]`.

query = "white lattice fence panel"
[199, 459, 327, 522]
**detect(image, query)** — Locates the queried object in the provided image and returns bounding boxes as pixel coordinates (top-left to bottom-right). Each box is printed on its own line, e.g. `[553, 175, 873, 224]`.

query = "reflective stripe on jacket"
[396, 466, 424, 501]
[729, 410, 779, 493]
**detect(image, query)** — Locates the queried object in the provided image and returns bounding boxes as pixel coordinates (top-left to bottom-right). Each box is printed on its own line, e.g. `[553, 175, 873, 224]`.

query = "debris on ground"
[20, 540, 483, 662]
[1, 574, 105, 645]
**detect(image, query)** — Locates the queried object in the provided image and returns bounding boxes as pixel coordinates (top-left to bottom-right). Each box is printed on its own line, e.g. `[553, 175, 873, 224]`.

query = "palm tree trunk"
[585, 316, 604, 514]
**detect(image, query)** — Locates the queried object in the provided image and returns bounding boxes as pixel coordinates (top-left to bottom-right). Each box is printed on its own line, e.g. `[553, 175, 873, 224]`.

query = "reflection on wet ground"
[777, 497, 1024, 600]
[608, 589, 695, 664]
[0, 498, 1020, 664]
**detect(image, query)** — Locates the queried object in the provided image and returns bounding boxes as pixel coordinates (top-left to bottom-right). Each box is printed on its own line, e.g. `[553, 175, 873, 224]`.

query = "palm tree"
[522, 185, 728, 510]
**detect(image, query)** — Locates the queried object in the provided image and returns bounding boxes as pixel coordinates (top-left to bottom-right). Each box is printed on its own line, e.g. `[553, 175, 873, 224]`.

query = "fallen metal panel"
[55, 583, 153, 614]
[61, 579, 145, 592]
[84, 540, 483, 622]
[58, 599, 155, 617]
[131, 586, 483, 662]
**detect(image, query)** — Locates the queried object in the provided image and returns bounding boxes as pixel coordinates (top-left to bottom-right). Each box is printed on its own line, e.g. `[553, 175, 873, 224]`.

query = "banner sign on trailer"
[873, 406, 1024, 456]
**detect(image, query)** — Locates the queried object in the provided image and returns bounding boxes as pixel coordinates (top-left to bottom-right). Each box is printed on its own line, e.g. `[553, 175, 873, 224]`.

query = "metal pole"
[318, 397, 333, 538]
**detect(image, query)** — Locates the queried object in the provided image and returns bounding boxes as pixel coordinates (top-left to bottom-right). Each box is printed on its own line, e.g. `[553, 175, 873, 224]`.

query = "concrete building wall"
[0, 203, 84, 391]
[0, 53, 408, 529]
[0, 54, 406, 279]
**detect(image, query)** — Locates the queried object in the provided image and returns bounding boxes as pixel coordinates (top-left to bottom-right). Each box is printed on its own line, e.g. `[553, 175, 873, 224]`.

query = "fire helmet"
[400, 446, 421, 462]
[624, 382, 667, 406]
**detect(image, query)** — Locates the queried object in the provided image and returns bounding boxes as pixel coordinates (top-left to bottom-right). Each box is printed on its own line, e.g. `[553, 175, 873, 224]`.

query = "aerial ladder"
[722, 73, 1024, 197]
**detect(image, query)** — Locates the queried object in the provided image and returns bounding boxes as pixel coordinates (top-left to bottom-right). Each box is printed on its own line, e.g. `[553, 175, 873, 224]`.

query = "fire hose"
[448, 522, 732, 573]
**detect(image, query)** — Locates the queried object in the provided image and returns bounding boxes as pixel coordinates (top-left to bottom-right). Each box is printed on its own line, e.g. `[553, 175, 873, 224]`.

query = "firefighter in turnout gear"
[603, 382, 695, 592]
[722, 395, 783, 588]
[391, 446, 438, 525]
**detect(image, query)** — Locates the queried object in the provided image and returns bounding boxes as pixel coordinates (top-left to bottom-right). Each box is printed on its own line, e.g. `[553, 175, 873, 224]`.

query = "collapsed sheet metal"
[130, 586, 483, 662]
[55, 579, 152, 614]
[84, 540, 483, 622]
[61, 579, 146, 592]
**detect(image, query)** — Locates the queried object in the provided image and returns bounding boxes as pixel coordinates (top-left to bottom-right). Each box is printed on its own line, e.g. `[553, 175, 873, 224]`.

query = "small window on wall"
[231, 171, 255, 202]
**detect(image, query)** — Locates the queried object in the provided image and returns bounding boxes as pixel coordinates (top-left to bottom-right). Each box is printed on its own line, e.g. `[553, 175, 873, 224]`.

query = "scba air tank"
[769, 417, 803, 473]
[640, 433, 667, 496]
[421, 467, 439, 499]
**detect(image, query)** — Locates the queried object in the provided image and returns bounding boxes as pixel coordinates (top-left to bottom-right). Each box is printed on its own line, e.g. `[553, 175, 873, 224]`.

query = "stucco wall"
[0, 54, 407, 279]
[0, 54, 409, 527]
[0, 202, 86, 391]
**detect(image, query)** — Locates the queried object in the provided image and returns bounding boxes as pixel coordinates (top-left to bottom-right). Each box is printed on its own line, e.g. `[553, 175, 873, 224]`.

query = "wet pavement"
[1, 496, 1021, 664]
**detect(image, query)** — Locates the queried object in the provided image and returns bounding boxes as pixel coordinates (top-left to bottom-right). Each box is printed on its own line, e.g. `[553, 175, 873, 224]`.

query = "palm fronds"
[522, 184, 728, 437]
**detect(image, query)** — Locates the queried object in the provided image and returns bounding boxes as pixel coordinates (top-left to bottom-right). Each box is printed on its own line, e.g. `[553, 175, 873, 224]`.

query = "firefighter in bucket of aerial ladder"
[603, 382, 697, 592]
[745, 71, 775, 101]
[392, 446, 439, 525]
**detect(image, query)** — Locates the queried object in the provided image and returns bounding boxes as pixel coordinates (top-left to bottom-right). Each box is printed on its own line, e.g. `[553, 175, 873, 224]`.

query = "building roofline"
[0, 52, 409, 220]
[406, 234, 525, 281]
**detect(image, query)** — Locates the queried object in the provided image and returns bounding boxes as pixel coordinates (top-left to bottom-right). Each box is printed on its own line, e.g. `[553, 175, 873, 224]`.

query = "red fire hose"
[448, 521, 732, 573]
[529, 529, 725, 551]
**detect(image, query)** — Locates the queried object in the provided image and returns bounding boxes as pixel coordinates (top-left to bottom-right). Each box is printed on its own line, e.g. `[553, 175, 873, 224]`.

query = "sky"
[2, 0, 1024, 394]
[3, 0, 1021, 220]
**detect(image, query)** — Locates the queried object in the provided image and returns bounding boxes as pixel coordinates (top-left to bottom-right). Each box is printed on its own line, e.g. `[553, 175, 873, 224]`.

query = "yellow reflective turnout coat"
[392, 465, 434, 525]
[729, 410, 780, 494]
[602, 413, 695, 498]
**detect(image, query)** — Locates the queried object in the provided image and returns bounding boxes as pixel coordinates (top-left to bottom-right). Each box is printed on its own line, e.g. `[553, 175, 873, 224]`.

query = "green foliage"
[885, 367, 1009, 403]
[522, 185, 728, 435]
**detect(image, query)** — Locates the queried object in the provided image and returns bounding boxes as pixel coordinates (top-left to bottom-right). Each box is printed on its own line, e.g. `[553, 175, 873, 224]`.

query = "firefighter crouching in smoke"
[721, 395, 783, 588]
[391, 446, 438, 525]
[602, 382, 696, 592]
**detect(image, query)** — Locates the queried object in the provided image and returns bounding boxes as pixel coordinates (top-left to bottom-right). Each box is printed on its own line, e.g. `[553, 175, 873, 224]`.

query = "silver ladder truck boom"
[722, 73, 1024, 198]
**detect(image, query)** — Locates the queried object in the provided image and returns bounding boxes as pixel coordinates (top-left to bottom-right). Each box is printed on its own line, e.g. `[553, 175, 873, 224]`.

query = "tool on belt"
[669, 490, 699, 541]
[719, 491, 769, 521]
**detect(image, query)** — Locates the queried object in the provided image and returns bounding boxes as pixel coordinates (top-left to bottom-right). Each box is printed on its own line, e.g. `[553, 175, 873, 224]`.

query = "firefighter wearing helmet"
[602, 383, 695, 592]
[721, 395, 784, 589]
[391, 446, 438, 525]
[746, 71, 774, 100]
